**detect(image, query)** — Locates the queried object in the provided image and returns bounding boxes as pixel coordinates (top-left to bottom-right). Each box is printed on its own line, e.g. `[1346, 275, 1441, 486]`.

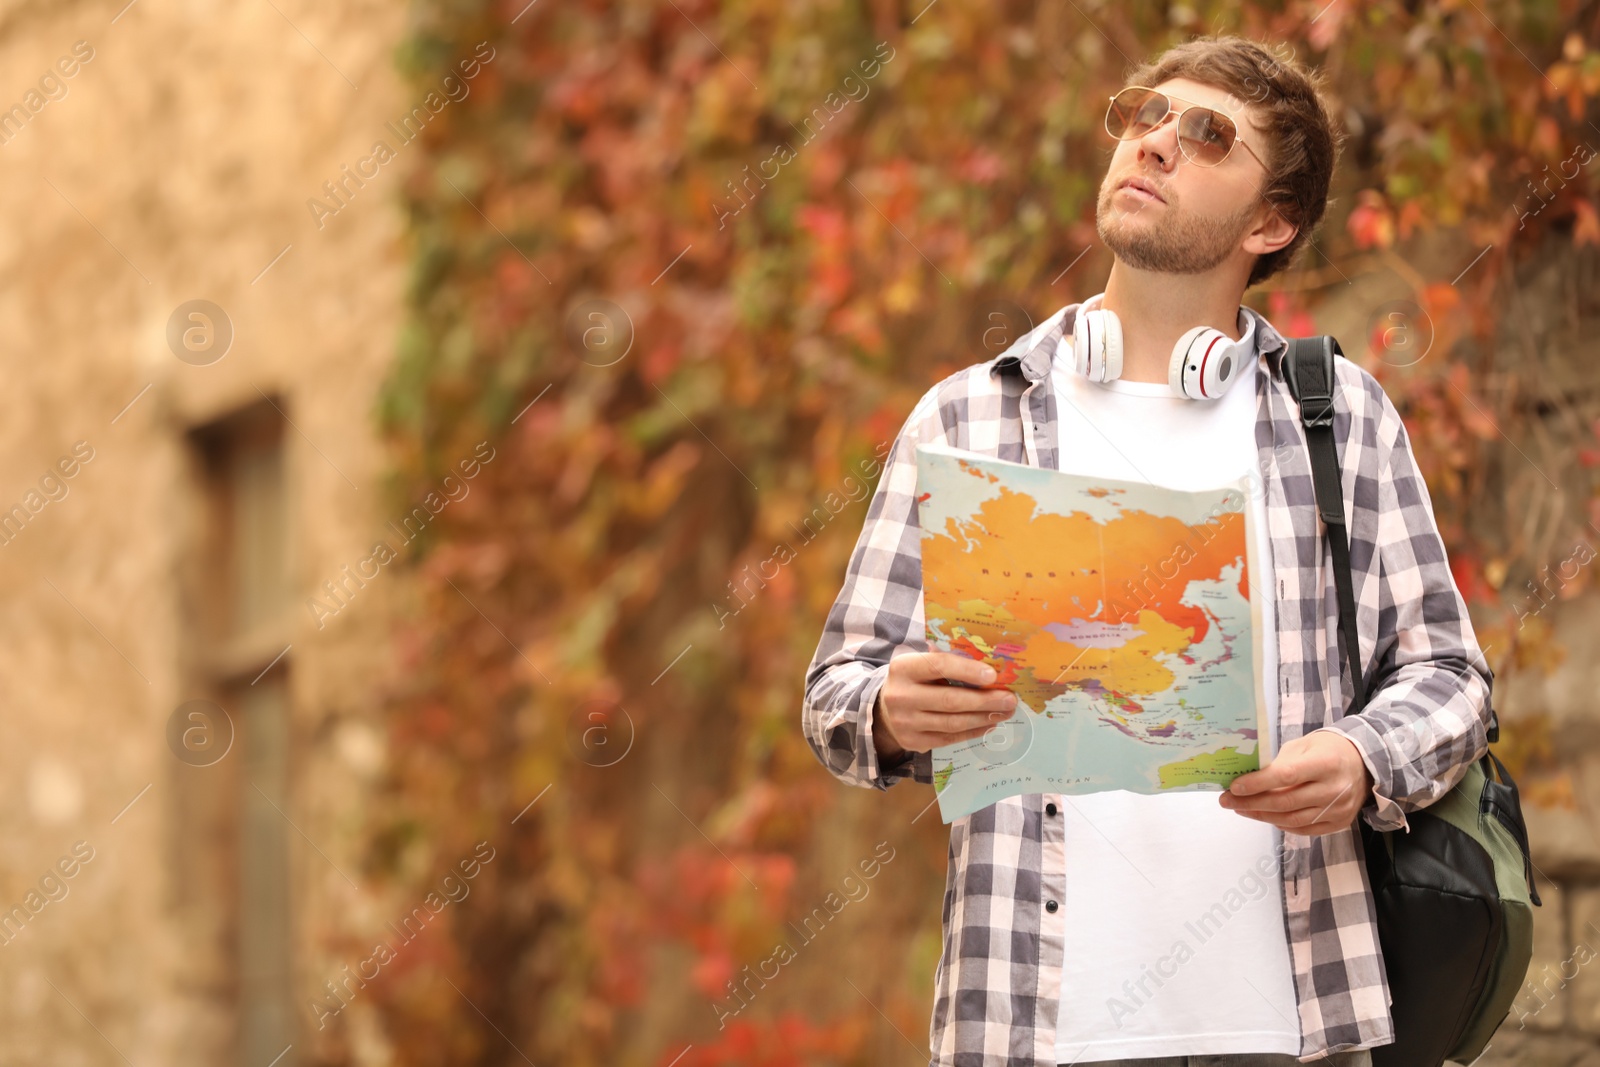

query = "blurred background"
[0, 0, 1596, 1064]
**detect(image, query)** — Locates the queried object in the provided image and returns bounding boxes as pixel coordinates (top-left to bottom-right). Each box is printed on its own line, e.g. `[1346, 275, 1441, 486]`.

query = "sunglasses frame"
[1104, 86, 1267, 171]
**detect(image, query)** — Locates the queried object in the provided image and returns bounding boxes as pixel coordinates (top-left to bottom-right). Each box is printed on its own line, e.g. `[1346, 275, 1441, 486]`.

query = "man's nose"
[1137, 113, 1180, 168]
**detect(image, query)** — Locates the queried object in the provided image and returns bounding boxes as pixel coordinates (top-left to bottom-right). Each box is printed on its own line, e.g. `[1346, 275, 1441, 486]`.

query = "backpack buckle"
[1299, 394, 1335, 429]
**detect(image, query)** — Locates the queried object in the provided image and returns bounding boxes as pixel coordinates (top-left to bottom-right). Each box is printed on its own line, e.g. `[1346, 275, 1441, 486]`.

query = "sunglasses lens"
[1108, 88, 1165, 138]
[1178, 108, 1235, 165]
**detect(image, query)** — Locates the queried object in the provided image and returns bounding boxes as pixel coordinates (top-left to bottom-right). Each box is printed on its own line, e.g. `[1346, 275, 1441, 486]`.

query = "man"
[801, 34, 1495, 1067]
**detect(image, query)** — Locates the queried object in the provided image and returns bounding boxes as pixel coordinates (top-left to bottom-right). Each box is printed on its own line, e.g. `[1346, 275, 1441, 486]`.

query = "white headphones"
[1064, 294, 1256, 400]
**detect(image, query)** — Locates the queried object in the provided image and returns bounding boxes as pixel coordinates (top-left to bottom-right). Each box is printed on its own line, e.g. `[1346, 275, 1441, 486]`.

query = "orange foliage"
[353, 1, 1600, 1064]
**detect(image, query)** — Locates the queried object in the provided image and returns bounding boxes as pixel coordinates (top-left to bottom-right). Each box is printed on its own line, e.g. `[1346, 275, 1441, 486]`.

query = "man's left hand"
[1219, 730, 1375, 836]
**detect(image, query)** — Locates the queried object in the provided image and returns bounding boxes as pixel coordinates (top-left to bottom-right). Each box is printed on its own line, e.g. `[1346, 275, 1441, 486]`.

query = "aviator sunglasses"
[1104, 86, 1266, 169]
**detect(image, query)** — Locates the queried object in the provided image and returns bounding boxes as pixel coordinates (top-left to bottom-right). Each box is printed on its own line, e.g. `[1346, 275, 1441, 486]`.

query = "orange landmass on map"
[922, 470, 1247, 714]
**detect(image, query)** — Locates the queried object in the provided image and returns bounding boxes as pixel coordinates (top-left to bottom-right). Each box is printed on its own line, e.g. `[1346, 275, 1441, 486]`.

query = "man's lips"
[1117, 179, 1165, 204]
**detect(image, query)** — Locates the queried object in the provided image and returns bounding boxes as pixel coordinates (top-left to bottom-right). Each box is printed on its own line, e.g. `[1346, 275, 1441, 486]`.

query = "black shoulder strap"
[1283, 337, 1500, 744]
[1283, 336, 1369, 717]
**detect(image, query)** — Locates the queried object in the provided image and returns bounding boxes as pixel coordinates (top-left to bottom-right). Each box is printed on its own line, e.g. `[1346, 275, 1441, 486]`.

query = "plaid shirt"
[801, 301, 1496, 1065]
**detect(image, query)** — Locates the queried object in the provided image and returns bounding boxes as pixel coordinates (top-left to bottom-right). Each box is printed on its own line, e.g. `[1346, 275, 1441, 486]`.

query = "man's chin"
[1096, 221, 1159, 260]
[1096, 234, 1189, 274]
[1096, 208, 1160, 243]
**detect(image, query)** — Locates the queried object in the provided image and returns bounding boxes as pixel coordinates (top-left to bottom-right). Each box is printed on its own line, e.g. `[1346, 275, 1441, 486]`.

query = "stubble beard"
[1096, 181, 1264, 275]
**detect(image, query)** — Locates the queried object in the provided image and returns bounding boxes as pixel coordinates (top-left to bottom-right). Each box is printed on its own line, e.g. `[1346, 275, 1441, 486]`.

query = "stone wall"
[1486, 592, 1600, 1066]
[0, 0, 412, 1062]
[1313, 232, 1600, 1066]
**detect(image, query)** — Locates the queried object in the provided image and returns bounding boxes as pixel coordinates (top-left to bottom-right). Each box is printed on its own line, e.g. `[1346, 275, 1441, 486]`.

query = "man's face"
[1095, 77, 1282, 275]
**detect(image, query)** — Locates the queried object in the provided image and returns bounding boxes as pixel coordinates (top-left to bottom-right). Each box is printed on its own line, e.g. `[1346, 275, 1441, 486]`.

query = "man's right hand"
[873, 652, 1019, 760]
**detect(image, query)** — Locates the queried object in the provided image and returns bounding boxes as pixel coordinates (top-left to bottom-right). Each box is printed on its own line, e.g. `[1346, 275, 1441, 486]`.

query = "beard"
[1096, 181, 1263, 274]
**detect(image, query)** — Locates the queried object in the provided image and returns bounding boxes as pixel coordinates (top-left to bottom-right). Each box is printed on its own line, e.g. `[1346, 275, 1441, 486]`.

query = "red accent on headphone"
[1196, 334, 1226, 399]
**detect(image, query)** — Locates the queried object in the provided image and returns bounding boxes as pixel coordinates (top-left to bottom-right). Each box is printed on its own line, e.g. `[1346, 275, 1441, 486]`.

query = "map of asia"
[914, 442, 1272, 824]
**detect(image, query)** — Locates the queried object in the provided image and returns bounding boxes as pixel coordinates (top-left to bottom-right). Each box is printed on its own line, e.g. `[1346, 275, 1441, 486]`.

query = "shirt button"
[1045, 900, 1059, 913]
[1046, 803, 1058, 816]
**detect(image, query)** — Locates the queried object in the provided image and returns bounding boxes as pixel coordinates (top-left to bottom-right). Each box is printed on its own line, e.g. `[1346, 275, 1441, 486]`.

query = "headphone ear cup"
[1071, 309, 1092, 378]
[1074, 307, 1123, 382]
[1099, 311, 1123, 382]
[1170, 327, 1243, 400]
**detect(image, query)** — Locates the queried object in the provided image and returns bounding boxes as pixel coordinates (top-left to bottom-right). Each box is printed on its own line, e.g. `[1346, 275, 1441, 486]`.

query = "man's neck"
[1099, 263, 1249, 384]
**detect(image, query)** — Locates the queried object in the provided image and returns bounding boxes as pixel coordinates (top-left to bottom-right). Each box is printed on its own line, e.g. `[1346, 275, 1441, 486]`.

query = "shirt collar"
[986, 299, 1291, 384]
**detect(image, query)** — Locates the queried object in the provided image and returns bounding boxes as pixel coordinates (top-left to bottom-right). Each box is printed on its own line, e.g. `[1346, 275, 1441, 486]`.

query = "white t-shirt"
[1050, 300, 1300, 1063]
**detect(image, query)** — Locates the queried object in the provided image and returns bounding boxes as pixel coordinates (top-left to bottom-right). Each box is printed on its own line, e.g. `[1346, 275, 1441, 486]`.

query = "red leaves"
[958, 149, 1006, 185]
[798, 204, 856, 311]
[1578, 417, 1600, 467]
[690, 947, 737, 999]
[642, 339, 685, 385]
[668, 1012, 858, 1067]
[796, 203, 848, 244]
[645, 844, 796, 940]
[1450, 551, 1497, 610]
[1394, 199, 1428, 242]
[1266, 290, 1316, 339]
[1347, 190, 1395, 250]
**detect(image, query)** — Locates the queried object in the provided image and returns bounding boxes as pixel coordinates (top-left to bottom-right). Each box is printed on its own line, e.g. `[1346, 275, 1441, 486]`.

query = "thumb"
[1227, 769, 1266, 795]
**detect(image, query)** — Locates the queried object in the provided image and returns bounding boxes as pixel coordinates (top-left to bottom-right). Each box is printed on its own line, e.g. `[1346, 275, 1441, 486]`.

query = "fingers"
[1227, 776, 1357, 819]
[923, 683, 1017, 716]
[935, 702, 1017, 735]
[904, 651, 1000, 688]
[1225, 787, 1360, 835]
[887, 655, 1014, 715]
[1230, 760, 1305, 795]
[881, 653, 1021, 752]
[880, 693, 1020, 751]
[1223, 783, 1318, 813]
[895, 707, 1017, 751]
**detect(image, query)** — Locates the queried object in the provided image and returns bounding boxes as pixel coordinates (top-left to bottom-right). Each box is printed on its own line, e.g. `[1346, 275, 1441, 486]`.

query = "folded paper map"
[914, 442, 1273, 824]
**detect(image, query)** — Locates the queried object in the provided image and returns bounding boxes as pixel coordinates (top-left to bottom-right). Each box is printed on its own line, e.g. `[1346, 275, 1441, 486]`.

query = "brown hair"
[1120, 34, 1346, 288]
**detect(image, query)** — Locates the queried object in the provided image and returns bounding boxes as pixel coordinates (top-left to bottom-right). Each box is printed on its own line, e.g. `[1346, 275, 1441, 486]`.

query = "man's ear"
[1244, 197, 1298, 257]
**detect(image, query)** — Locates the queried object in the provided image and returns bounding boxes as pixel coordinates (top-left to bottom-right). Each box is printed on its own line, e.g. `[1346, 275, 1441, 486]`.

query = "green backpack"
[1285, 336, 1541, 1067]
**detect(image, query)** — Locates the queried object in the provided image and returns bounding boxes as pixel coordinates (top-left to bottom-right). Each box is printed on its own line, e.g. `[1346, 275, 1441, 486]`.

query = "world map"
[914, 443, 1268, 824]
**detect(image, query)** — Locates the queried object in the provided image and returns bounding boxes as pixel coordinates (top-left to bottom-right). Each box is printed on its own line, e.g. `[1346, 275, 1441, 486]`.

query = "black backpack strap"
[1283, 336, 1368, 715]
[1284, 337, 1501, 746]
